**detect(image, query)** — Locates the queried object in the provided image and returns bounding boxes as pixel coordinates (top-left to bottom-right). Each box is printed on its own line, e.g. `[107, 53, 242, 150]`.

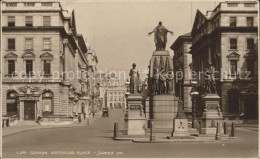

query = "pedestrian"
[92, 111, 95, 118]
[83, 112, 86, 120]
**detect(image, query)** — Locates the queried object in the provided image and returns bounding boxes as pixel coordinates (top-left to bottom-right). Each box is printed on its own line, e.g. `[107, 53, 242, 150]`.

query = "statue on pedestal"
[152, 58, 159, 94]
[129, 63, 141, 94]
[204, 63, 217, 94]
[148, 21, 174, 51]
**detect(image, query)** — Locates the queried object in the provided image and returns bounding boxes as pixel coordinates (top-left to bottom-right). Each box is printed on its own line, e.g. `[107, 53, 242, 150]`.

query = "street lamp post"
[189, 81, 199, 128]
[124, 79, 130, 110]
[177, 68, 183, 100]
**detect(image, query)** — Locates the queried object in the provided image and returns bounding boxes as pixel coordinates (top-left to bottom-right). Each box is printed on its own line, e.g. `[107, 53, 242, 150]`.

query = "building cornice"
[2, 26, 67, 36]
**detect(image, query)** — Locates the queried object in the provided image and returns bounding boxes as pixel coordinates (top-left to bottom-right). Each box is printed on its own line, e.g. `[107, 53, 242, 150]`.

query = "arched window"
[42, 91, 53, 115]
[6, 91, 18, 116]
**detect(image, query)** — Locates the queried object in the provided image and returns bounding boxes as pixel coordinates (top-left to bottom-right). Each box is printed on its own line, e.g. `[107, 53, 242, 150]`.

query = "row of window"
[6, 2, 53, 7]
[229, 38, 254, 50]
[229, 60, 255, 75]
[109, 97, 125, 101]
[227, 3, 255, 7]
[7, 38, 51, 50]
[109, 92, 125, 95]
[229, 16, 254, 27]
[7, 16, 51, 27]
[7, 60, 51, 75]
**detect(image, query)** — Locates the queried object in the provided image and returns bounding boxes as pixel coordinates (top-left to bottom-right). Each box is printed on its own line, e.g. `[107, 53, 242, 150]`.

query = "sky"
[62, 0, 218, 83]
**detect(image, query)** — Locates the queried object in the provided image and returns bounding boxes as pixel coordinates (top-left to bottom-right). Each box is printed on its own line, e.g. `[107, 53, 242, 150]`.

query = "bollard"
[87, 118, 90, 126]
[78, 114, 81, 123]
[223, 122, 227, 134]
[113, 122, 118, 139]
[230, 122, 235, 137]
[215, 122, 221, 140]
[150, 121, 156, 142]
[2, 120, 5, 128]
[197, 120, 201, 134]
[6, 118, 10, 127]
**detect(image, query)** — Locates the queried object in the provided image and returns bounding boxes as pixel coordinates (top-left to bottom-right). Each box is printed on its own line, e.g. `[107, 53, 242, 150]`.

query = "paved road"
[2, 109, 259, 158]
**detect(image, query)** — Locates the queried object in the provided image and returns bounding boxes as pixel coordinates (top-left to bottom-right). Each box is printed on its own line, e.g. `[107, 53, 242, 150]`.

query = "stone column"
[19, 101, 24, 121]
[63, 39, 69, 81]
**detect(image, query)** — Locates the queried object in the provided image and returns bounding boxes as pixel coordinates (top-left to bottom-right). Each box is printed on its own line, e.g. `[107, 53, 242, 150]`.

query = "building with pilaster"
[2, 1, 92, 125]
[190, 0, 258, 123]
[170, 32, 192, 117]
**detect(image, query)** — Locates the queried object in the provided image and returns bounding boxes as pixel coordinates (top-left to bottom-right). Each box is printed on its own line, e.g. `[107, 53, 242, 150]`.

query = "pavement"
[2, 109, 259, 158]
[2, 111, 102, 137]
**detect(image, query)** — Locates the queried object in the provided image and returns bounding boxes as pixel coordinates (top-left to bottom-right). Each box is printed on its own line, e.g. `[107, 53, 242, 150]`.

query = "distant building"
[97, 72, 126, 109]
[85, 48, 101, 113]
[190, 1, 258, 123]
[107, 87, 127, 109]
[2, 1, 92, 125]
[170, 32, 192, 116]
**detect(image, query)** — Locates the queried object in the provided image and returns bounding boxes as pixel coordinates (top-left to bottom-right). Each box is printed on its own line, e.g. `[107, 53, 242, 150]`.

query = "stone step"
[16, 121, 39, 126]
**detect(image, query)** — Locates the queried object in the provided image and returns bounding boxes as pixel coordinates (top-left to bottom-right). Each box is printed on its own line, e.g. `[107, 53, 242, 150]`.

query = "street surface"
[2, 109, 259, 158]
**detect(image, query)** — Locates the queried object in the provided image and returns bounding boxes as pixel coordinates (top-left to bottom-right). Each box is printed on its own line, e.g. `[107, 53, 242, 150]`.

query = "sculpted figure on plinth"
[152, 58, 159, 94]
[148, 21, 174, 51]
[129, 63, 141, 94]
[204, 63, 217, 94]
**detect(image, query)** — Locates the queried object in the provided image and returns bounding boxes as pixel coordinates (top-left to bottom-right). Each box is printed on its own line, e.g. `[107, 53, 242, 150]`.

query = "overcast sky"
[62, 0, 218, 83]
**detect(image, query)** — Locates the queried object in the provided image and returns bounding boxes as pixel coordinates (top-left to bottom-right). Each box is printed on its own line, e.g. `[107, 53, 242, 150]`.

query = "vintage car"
[102, 108, 109, 118]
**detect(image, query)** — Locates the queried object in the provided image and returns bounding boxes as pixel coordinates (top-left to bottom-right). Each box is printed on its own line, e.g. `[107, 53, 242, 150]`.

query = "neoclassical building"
[2, 1, 95, 125]
[171, 32, 192, 116]
[190, 1, 258, 123]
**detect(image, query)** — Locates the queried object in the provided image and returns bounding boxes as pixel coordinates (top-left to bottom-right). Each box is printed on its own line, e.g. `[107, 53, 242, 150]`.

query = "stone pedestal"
[150, 95, 178, 129]
[200, 94, 224, 135]
[124, 94, 146, 135]
[169, 100, 193, 139]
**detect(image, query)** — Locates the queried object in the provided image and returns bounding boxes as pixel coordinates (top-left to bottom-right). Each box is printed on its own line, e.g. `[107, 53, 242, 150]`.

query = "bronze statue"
[148, 21, 174, 51]
[204, 63, 217, 94]
[129, 63, 140, 94]
[159, 56, 166, 94]
[152, 58, 159, 94]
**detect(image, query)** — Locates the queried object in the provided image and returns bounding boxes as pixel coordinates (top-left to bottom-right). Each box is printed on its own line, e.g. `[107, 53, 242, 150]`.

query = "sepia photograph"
[1, 0, 259, 158]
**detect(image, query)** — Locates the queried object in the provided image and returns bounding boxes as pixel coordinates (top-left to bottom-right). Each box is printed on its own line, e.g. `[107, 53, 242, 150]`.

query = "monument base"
[150, 94, 178, 129]
[200, 94, 224, 135]
[171, 118, 190, 137]
[124, 94, 146, 135]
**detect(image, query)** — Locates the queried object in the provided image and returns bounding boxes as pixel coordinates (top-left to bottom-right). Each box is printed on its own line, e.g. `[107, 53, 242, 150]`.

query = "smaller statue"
[129, 63, 141, 94]
[204, 63, 217, 94]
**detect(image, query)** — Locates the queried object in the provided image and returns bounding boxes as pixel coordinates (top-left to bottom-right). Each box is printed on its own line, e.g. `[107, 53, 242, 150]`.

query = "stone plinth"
[124, 94, 146, 135]
[200, 94, 224, 135]
[170, 100, 193, 139]
[150, 95, 178, 129]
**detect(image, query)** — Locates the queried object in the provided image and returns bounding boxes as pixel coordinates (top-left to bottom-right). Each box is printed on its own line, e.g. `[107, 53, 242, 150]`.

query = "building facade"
[2, 1, 93, 125]
[190, 1, 258, 123]
[107, 86, 126, 109]
[171, 32, 192, 116]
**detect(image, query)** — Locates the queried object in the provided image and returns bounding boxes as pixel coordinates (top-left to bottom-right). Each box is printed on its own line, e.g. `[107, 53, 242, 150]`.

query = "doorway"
[24, 101, 35, 120]
[244, 98, 258, 120]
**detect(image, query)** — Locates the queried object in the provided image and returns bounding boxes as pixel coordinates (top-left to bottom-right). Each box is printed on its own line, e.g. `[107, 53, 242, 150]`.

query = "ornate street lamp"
[189, 81, 199, 128]
[124, 79, 130, 110]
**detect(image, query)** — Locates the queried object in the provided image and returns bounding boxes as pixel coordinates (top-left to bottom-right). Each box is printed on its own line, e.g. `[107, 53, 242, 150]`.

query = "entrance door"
[24, 101, 35, 120]
[244, 98, 258, 120]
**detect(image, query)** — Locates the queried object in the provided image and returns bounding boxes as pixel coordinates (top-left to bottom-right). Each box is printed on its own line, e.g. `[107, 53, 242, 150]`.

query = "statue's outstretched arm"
[168, 30, 174, 35]
[148, 31, 154, 36]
